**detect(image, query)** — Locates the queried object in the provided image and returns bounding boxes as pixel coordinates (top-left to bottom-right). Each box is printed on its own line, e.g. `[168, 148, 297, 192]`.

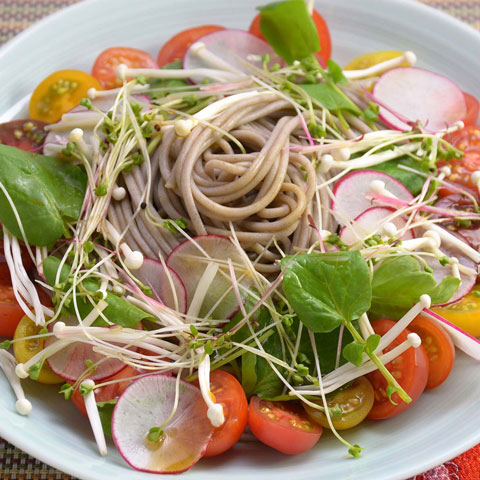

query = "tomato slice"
[248, 397, 322, 455]
[0, 119, 48, 152]
[303, 376, 374, 430]
[29, 70, 102, 124]
[156, 25, 225, 67]
[408, 315, 455, 390]
[446, 124, 480, 152]
[0, 283, 26, 338]
[367, 319, 429, 420]
[344, 50, 405, 72]
[249, 10, 331, 67]
[462, 93, 480, 127]
[432, 286, 480, 337]
[203, 370, 248, 457]
[71, 364, 140, 417]
[92, 47, 158, 89]
[13, 316, 63, 384]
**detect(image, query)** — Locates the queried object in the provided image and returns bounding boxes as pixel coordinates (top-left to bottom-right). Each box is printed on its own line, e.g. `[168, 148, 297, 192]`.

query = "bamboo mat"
[0, 1, 480, 479]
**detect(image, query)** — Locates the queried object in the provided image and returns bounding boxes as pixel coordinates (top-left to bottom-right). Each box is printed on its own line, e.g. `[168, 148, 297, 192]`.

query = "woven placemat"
[1, 1, 480, 479]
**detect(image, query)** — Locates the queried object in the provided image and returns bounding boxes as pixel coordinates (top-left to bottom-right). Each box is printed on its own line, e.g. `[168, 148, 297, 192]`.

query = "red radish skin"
[340, 206, 415, 245]
[112, 374, 213, 474]
[166, 235, 250, 320]
[423, 238, 476, 305]
[331, 170, 413, 223]
[134, 257, 187, 314]
[183, 29, 283, 82]
[373, 67, 466, 132]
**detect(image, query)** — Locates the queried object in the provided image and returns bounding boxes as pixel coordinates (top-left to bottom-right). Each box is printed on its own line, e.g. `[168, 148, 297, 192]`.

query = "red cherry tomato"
[249, 10, 331, 66]
[71, 364, 141, 417]
[367, 319, 429, 420]
[462, 93, 480, 127]
[203, 370, 248, 457]
[92, 47, 158, 89]
[408, 315, 455, 390]
[156, 25, 225, 67]
[248, 397, 323, 455]
[0, 283, 27, 338]
[0, 119, 48, 152]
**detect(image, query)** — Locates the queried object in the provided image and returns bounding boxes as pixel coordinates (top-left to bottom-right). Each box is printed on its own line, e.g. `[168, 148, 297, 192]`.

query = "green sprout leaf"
[29, 361, 42, 381]
[365, 334, 381, 354]
[342, 341, 365, 367]
[59, 383, 74, 400]
[0, 340, 11, 350]
[348, 444, 363, 458]
[386, 385, 399, 406]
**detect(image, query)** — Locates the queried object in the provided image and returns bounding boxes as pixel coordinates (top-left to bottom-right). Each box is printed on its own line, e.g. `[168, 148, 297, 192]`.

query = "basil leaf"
[258, 0, 320, 64]
[369, 157, 427, 195]
[301, 83, 363, 114]
[43, 256, 153, 328]
[0, 144, 86, 246]
[282, 252, 372, 333]
[370, 256, 460, 319]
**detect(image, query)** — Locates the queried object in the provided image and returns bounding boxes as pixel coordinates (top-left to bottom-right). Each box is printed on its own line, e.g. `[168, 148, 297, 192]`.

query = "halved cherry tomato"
[156, 25, 225, 67]
[13, 316, 63, 384]
[408, 315, 455, 389]
[0, 119, 48, 152]
[203, 370, 248, 457]
[303, 376, 374, 430]
[462, 93, 480, 127]
[446, 124, 480, 152]
[29, 70, 102, 124]
[367, 319, 429, 420]
[92, 47, 158, 89]
[249, 10, 331, 67]
[432, 286, 480, 337]
[71, 364, 140, 417]
[344, 50, 405, 72]
[0, 283, 25, 338]
[248, 397, 322, 455]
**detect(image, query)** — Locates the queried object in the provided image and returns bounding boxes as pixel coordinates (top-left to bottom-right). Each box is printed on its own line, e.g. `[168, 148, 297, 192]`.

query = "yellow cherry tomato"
[29, 70, 102, 124]
[13, 316, 63, 384]
[344, 50, 406, 72]
[303, 376, 374, 430]
[432, 287, 480, 337]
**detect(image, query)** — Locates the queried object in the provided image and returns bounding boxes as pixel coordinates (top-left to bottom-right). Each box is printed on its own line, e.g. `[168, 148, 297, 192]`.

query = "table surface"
[1, 1, 480, 479]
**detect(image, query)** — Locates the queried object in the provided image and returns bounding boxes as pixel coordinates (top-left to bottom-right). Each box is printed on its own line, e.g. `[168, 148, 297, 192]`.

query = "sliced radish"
[134, 257, 187, 314]
[183, 29, 283, 83]
[423, 237, 476, 305]
[373, 67, 466, 132]
[46, 318, 129, 382]
[166, 235, 249, 320]
[331, 170, 413, 224]
[339, 206, 415, 245]
[112, 374, 213, 474]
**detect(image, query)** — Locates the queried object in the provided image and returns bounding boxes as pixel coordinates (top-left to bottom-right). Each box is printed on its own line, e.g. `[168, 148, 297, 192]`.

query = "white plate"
[1, 1, 480, 479]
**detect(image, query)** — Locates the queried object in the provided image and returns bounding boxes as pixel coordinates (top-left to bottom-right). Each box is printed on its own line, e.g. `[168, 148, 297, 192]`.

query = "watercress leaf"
[258, 0, 320, 64]
[43, 256, 153, 328]
[342, 341, 365, 367]
[282, 252, 372, 333]
[97, 399, 117, 437]
[365, 333, 381, 354]
[369, 157, 426, 196]
[301, 83, 362, 114]
[327, 59, 347, 84]
[0, 144, 86, 246]
[370, 256, 460, 319]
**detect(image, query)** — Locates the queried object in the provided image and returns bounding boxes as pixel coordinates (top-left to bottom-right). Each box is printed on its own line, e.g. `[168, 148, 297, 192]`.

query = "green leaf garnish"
[0, 340, 11, 350]
[348, 444, 363, 458]
[342, 341, 365, 367]
[386, 385, 399, 406]
[59, 383, 74, 400]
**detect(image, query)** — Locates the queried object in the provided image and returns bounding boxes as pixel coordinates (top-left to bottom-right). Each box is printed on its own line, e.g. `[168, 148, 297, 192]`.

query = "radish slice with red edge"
[45, 318, 132, 382]
[166, 235, 250, 320]
[373, 67, 466, 132]
[331, 170, 413, 224]
[0, 119, 48, 152]
[340, 206, 415, 245]
[134, 257, 187, 314]
[183, 29, 283, 83]
[112, 374, 213, 474]
[423, 238, 476, 305]
[422, 309, 480, 361]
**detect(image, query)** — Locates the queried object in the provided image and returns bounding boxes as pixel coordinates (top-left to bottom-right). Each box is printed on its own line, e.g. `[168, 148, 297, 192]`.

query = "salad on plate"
[1, 0, 480, 474]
